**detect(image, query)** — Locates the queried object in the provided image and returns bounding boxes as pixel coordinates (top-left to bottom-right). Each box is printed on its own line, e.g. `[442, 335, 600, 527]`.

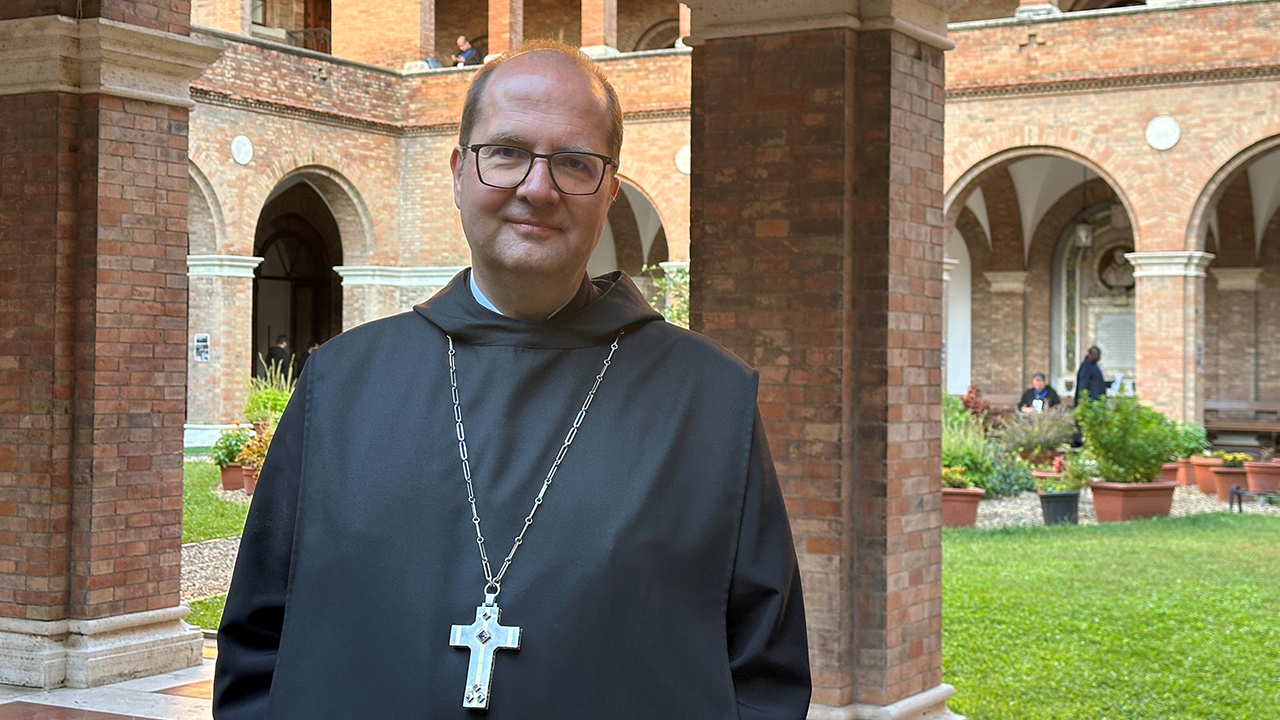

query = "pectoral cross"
[449, 597, 521, 710]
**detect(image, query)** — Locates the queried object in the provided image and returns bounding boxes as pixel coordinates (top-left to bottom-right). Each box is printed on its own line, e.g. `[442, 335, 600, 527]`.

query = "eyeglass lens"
[475, 146, 606, 195]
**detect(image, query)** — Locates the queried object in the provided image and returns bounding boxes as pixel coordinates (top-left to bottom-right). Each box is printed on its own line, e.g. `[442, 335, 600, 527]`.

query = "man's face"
[451, 54, 618, 284]
[457, 36, 469, 51]
[1032, 377, 1045, 391]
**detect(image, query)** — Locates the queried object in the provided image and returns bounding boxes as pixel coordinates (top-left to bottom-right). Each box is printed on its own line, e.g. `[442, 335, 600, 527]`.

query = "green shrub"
[943, 413, 997, 487]
[995, 409, 1076, 456]
[210, 426, 250, 469]
[1172, 422, 1209, 460]
[942, 465, 971, 489]
[643, 263, 688, 328]
[982, 457, 1036, 497]
[1074, 394, 1176, 483]
[244, 361, 296, 429]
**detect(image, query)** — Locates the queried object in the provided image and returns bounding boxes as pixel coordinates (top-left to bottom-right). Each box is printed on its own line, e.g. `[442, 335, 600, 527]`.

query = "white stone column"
[186, 254, 263, 447]
[1125, 251, 1214, 421]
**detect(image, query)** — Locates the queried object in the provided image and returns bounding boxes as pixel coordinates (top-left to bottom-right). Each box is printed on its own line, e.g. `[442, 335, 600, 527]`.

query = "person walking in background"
[1074, 346, 1109, 405]
[1019, 372, 1061, 412]
[265, 335, 290, 374]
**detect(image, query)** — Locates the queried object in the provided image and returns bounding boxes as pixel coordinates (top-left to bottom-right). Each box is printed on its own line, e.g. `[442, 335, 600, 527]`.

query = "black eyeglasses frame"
[462, 144, 618, 196]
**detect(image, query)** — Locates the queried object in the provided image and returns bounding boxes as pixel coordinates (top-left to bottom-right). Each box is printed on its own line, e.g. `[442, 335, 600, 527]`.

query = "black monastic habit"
[214, 270, 810, 719]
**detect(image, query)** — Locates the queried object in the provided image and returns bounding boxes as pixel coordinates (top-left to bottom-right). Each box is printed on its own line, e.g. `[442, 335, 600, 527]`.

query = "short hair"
[457, 39, 624, 161]
[1088, 346, 1101, 356]
[275, 334, 287, 345]
[1032, 372, 1046, 381]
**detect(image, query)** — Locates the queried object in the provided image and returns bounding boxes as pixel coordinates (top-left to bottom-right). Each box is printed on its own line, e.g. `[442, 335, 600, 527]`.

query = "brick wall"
[0, 92, 78, 621]
[691, 26, 945, 709]
[525, 0, 578, 44]
[331, 0, 426, 69]
[617, 0, 677, 52]
[1, 0, 189, 33]
[435, 1, 486, 62]
[191, 0, 242, 33]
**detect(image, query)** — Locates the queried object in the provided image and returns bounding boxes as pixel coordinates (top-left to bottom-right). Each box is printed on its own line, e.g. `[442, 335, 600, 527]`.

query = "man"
[214, 41, 810, 719]
[263, 335, 289, 374]
[1019, 372, 1061, 413]
[451, 35, 482, 66]
[1074, 346, 1109, 405]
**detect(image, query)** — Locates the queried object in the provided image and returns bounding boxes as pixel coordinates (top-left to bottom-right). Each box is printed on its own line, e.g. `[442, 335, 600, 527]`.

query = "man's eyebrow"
[478, 132, 596, 154]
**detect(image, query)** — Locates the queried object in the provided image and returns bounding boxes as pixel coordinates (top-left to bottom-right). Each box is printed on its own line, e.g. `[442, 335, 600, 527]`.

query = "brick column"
[185, 256, 262, 445]
[1126, 251, 1214, 423]
[0, 12, 219, 688]
[983, 271, 1027, 394]
[1207, 267, 1262, 406]
[487, 0, 524, 57]
[580, 0, 618, 57]
[687, 0, 961, 714]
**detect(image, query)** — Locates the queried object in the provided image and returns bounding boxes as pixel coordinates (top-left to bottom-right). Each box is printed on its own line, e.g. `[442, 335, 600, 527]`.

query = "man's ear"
[608, 175, 620, 204]
[450, 146, 465, 209]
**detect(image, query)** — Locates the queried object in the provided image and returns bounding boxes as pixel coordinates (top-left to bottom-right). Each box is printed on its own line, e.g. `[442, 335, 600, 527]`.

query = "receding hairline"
[458, 42, 624, 159]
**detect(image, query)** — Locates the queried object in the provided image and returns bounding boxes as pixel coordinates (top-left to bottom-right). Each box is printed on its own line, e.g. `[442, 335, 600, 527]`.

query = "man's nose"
[516, 158, 560, 204]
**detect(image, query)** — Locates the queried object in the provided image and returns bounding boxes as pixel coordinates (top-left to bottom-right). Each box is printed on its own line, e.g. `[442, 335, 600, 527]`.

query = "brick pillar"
[679, 3, 691, 40]
[421, 0, 437, 64]
[580, 0, 618, 57]
[185, 256, 262, 444]
[0, 12, 219, 688]
[983, 271, 1028, 394]
[487, 0, 523, 57]
[1127, 251, 1214, 423]
[688, 0, 961, 712]
[1207, 267, 1262, 408]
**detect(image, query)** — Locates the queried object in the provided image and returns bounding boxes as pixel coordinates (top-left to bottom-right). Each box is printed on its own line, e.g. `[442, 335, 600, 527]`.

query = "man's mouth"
[508, 218, 561, 234]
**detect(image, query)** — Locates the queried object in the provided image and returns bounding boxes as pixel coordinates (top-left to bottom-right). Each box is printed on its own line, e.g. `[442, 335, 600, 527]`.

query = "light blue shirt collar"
[469, 271, 503, 315]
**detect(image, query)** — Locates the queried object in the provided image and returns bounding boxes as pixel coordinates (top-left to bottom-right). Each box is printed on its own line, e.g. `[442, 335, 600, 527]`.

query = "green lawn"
[183, 461, 251, 544]
[943, 513, 1280, 720]
[189, 594, 227, 630]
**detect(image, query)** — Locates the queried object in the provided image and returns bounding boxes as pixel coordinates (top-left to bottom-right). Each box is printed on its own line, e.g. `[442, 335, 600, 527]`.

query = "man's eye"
[493, 147, 523, 159]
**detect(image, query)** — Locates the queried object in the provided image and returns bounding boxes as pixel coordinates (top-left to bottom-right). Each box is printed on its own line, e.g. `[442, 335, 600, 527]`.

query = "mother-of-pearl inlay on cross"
[450, 597, 522, 710]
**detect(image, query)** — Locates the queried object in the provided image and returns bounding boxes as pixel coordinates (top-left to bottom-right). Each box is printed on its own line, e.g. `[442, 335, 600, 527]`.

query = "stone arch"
[945, 145, 1139, 252]
[256, 152, 381, 263]
[634, 18, 680, 51]
[1187, 134, 1280, 253]
[187, 159, 225, 255]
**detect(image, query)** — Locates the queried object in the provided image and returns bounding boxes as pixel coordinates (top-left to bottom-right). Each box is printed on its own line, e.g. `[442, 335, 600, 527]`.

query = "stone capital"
[1123, 251, 1214, 279]
[684, 0, 956, 51]
[0, 15, 222, 108]
[984, 270, 1028, 294]
[1208, 266, 1262, 292]
[187, 254, 264, 278]
[943, 257, 960, 283]
[335, 265, 466, 287]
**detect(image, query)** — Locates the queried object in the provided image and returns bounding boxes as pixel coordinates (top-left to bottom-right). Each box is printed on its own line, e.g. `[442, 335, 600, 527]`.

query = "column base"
[809, 684, 964, 720]
[0, 606, 202, 689]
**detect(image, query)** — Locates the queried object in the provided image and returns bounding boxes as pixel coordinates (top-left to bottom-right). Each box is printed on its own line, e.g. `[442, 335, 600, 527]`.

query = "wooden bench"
[1204, 400, 1280, 447]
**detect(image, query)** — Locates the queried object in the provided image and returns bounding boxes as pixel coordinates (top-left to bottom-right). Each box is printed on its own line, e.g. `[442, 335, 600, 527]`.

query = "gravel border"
[182, 536, 241, 602]
[976, 484, 1280, 529]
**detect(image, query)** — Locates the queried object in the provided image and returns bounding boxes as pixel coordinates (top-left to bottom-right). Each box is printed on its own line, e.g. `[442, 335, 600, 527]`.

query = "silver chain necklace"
[445, 332, 622, 710]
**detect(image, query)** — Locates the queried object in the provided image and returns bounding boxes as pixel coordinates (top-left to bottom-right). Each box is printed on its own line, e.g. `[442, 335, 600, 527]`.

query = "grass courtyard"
[943, 513, 1280, 719]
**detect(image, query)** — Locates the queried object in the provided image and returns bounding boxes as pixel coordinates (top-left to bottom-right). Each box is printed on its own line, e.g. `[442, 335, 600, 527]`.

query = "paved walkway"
[0, 639, 217, 719]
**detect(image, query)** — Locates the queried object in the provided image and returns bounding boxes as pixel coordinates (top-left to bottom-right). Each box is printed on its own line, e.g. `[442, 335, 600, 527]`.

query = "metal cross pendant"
[449, 596, 521, 710]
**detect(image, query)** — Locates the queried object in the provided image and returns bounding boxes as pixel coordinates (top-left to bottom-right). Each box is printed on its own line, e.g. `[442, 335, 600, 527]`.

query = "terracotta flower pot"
[1210, 466, 1246, 502]
[220, 462, 243, 491]
[1160, 462, 1180, 483]
[1089, 481, 1177, 522]
[242, 465, 258, 496]
[1176, 457, 1193, 486]
[1243, 461, 1280, 494]
[1188, 455, 1223, 496]
[941, 487, 985, 528]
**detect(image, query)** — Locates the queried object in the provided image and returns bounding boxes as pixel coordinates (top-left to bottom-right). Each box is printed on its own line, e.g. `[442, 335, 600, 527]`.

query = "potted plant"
[244, 361, 296, 436]
[995, 409, 1075, 467]
[1074, 394, 1178, 522]
[941, 465, 984, 528]
[1244, 448, 1280, 494]
[1032, 453, 1089, 525]
[236, 430, 273, 496]
[1171, 423, 1209, 486]
[1210, 451, 1250, 502]
[1188, 451, 1222, 496]
[210, 425, 250, 491]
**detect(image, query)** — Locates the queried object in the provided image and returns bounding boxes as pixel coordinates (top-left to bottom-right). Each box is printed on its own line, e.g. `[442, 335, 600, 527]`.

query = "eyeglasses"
[462, 144, 617, 196]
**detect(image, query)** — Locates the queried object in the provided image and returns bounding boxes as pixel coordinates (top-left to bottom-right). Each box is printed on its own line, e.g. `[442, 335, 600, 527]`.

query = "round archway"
[588, 179, 669, 296]
[252, 178, 344, 377]
[944, 150, 1135, 400]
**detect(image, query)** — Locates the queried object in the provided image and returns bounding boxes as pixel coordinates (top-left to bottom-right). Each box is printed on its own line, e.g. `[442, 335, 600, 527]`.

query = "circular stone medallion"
[674, 144, 691, 175]
[1145, 116, 1181, 151]
[231, 135, 255, 165]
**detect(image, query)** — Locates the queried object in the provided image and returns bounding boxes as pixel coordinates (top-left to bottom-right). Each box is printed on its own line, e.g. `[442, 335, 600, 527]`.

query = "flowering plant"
[941, 466, 971, 489]
[236, 430, 274, 471]
[1215, 451, 1250, 468]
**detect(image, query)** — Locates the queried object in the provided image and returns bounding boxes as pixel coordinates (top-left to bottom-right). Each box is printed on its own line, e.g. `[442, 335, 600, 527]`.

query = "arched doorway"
[944, 151, 1134, 399]
[252, 179, 344, 376]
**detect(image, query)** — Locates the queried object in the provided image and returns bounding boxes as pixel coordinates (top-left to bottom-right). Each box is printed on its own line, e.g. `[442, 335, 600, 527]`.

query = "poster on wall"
[193, 333, 210, 363]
